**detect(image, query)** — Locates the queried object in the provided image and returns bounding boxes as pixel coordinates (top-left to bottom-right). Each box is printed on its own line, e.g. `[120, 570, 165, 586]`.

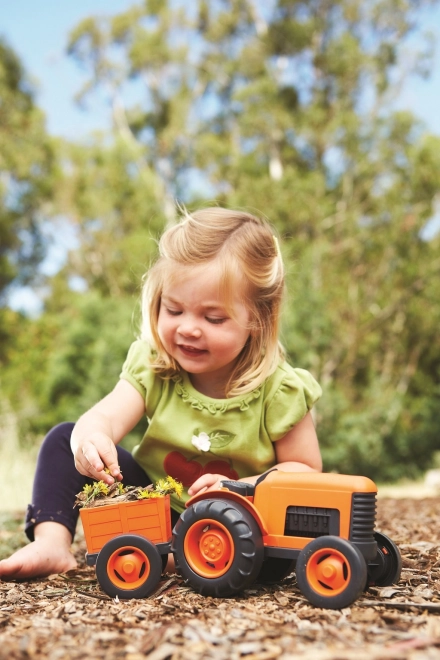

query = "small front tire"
[296, 536, 367, 609]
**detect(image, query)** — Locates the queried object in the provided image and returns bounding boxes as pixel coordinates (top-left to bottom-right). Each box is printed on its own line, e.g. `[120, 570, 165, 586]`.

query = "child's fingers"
[188, 473, 226, 496]
[81, 444, 104, 472]
[187, 474, 212, 495]
[75, 445, 105, 481]
[75, 436, 121, 483]
[97, 444, 122, 480]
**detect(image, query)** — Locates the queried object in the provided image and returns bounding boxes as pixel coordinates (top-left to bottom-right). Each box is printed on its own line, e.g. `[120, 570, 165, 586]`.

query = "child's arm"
[271, 410, 322, 473]
[70, 380, 145, 485]
[188, 411, 322, 496]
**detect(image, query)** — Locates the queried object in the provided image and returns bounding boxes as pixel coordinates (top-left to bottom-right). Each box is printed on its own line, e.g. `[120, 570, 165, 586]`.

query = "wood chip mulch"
[1, 497, 440, 659]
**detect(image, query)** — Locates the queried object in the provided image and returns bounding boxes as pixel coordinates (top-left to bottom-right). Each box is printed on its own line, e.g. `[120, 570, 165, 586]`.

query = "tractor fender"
[184, 489, 268, 535]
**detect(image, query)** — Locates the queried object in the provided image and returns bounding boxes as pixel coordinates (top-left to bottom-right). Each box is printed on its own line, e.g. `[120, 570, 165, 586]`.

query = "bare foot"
[0, 522, 77, 581]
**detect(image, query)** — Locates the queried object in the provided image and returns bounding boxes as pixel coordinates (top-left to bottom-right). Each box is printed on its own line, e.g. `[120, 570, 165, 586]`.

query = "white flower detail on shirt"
[191, 432, 211, 452]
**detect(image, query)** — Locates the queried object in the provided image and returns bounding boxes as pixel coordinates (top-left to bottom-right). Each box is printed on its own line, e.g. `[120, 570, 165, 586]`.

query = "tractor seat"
[220, 480, 255, 497]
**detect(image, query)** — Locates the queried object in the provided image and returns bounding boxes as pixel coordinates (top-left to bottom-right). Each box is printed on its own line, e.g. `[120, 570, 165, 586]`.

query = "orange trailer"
[80, 496, 171, 599]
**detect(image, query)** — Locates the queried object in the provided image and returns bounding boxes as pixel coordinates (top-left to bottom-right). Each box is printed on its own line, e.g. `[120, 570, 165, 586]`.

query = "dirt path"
[1, 498, 440, 659]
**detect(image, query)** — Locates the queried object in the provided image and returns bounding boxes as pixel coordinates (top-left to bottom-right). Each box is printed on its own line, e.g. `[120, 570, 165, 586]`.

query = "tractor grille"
[350, 492, 376, 543]
[284, 507, 340, 538]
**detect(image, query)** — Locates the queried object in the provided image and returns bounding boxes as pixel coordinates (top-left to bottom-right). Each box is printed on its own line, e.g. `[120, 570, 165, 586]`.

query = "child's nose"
[177, 318, 202, 338]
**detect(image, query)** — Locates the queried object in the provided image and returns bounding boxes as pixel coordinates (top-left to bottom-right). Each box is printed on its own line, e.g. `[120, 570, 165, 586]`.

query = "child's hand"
[73, 432, 122, 484]
[188, 473, 228, 497]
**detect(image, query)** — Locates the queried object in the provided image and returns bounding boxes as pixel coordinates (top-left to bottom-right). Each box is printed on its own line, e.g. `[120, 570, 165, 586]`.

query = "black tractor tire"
[296, 536, 367, 609]
[172, 498, 264, 597]
[96, 534, 162, 599]
[367, 532, 402, 587]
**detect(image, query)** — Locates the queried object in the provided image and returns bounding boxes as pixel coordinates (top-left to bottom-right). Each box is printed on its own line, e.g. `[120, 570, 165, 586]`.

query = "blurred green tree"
[3, 1, 440, 480]
[60, 0, 440, 479]
[53, 137, 166, 297]
[0, 39, 56, 360]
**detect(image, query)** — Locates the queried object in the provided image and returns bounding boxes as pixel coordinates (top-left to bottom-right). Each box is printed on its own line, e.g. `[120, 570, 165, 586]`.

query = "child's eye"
[166, 308, 181, 316]
[206, 317, 227, 324]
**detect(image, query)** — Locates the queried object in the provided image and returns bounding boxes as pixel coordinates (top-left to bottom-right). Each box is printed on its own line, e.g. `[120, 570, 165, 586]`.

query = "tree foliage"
[2, 0, 440, 481]
[0, 39, 56, 360]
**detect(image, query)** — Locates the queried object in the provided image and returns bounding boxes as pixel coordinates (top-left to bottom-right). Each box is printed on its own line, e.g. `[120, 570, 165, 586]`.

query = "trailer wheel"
[96, 534, 162, 599]
[257, 557, 296, 584]
[172, 499, 264, 597]
[367, 532, 402, 587]
[296, 536, 367, 609]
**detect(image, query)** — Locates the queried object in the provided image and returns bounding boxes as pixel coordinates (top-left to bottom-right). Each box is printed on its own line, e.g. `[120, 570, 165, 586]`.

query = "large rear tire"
[96, 534, 162, 599]
[296, 536, 367, 609]
[172, 498, 264, 597]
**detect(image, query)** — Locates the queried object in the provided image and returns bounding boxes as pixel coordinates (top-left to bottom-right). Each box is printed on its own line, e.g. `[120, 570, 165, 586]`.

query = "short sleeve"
[120, 340, 163, 413]
[265, 364, 322, 442]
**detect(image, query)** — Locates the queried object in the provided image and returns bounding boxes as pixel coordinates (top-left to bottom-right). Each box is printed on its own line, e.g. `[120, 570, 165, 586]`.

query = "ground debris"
[1, 498, 440, 658]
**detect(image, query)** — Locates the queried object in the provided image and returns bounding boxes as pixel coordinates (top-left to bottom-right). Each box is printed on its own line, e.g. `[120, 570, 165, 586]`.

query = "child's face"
[157, 263, 251, 395]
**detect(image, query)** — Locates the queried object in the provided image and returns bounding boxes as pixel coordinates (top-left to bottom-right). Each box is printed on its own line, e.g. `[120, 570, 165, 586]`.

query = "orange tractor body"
[188, 470, 377, 551]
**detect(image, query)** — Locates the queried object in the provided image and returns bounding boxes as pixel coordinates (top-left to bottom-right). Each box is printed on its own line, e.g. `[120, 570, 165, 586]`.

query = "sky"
[1, 0, 439, 139]
[1, 0, 133, 139]
[1, 0, 440, 311]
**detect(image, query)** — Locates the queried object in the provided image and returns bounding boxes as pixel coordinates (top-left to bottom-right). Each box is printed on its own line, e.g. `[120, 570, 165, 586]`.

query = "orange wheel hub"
[107, 546, 150, 590]
[306, 548, 351, 596]
[184, 518, 234, 578]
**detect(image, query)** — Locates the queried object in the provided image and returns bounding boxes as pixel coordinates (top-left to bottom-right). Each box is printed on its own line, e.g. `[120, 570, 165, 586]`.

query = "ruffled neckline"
[172, 372, 261, 414]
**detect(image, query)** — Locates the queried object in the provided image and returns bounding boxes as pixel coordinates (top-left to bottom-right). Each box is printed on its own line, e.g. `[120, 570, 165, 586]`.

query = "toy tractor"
[80, 469, 402, 609]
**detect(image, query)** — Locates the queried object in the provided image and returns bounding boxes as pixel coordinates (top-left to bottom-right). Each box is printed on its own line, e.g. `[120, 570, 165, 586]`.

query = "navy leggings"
[25, 422, 180, 542]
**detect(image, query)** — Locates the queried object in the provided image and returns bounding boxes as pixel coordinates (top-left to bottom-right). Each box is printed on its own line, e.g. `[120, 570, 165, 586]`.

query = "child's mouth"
[178, 344, 207, 357]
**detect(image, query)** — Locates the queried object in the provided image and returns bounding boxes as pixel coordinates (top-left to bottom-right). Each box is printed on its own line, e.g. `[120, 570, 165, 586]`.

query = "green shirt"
[120, 340, 322, 513]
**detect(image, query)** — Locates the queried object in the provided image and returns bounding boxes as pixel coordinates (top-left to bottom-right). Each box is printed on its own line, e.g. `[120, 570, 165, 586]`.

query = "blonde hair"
[140, 207, 285, 396]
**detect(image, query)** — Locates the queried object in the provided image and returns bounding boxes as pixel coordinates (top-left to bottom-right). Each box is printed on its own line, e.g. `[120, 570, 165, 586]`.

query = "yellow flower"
[96, 481, 110, 495]
[165, 476, 183, 499]
[137, 489, 153, 499]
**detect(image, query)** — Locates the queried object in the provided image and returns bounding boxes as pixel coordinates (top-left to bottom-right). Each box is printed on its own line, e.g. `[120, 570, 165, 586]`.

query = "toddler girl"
[0, 207, 322, 580]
